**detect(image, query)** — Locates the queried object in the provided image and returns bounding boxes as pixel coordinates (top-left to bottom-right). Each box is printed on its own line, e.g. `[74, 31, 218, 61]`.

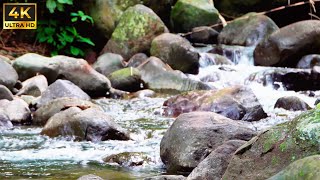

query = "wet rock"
[171, 0, 220, 32]
[222, 105, 320, 179]
[218, 13, 278, 47]
[274, 96, 311, 111]
[187, 26, 219, 44]
[93, 53, 125, 77]
[297, 54, 320, 69]
[254, 20, 320, 67]
[103, 152, 153, 167]
[126, 53, 148, 68]
[0, 110, 13, 129]
[108, 67, 144, 92]
[13, 54, 112, 96]
[160, 112, 256, 174]
[268, 155, 320, 180]
[187, 140, 246, 180]
[77, 174, 104, 180]
[150, 33, 200, 74]
[16, 75, 48, 97]
[208, 44, 254, 65]
[199, 53, 233, 67]
[128, 89, 156, 99]
[36, 80, 91, 108]
[0, 85, 14, 100]
[0, 55, 11, 64]
[0, 98, 31, 124]
[144, 175, 186, 180]
[33, 97, 100, 126]
[20, 95, 37, 107]
[41, 107, 130, 141]
[163, 86, 267, 121]
[102, 4, 168, 60]
[0, 58, 18, 90]
[138, 57, 211, 92]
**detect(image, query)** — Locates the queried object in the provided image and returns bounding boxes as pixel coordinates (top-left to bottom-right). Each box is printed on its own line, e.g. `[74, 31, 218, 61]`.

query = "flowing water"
[1, 47, 318, 179]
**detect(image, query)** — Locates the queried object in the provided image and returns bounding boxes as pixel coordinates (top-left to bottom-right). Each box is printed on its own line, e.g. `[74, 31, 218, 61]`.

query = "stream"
[0, 48, 318, 179]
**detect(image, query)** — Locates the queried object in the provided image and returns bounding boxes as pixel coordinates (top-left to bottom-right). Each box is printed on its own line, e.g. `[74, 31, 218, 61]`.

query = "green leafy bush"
[31, 0, 95, 57]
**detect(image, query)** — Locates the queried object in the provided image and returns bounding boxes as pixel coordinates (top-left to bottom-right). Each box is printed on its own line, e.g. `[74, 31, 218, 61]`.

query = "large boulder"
[222, 105, 320, 179]
[150, 33, 200, 74]
[0, 58, 18, 90]
[16, 75, 48, 97]
[186, 26, 219, 44]
[296, 54, 320, 69]
[218, 13, 279, 47]
[254, 20, 320, 67]
[126, 53, 149, 68]
[171, 0, 220, 32]
[274, 96, 311, 111]
[102, 4, 168, 60]
[33, 97, 100, 126]
[108, 67, 144, 92]
[187, 140, 246, 180]
[160, 112, 256, 174]
[36, 80, 91, 108]
[0, 85, 14, 100]
[13, 54, 112, 96]
[163, 86, 267, 121]
[93, 53, 125, 77]
[138, 57, 210, 92]
[41, 107, 130, 141]
[0, 98, 31, 124]
[268, 155, 320, 180]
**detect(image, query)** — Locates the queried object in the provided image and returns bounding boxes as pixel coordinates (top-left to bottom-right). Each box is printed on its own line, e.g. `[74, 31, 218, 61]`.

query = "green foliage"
[35, 0, 95, 57]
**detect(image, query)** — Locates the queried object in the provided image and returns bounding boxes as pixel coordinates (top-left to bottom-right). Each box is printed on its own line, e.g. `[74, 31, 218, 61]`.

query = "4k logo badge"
[3, 3, 37, 29]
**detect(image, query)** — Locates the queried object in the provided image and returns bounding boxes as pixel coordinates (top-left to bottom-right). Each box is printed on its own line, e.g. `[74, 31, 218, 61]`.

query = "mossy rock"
[222, 105, 320, 179]
[102, 4, 168, 60]
[170, 0, 220, 32]
[108, 67, 145, 92]
[268, 155, 320, 180]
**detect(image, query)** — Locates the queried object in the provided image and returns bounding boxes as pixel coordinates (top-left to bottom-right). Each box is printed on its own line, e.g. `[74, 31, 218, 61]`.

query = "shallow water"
[1, 49, 319, 179]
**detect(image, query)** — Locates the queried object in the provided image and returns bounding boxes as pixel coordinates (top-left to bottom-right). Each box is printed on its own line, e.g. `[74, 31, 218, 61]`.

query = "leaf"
[46, 0, 57, 13]
[51, 50, 58, 56]
[78, 10, 84, 17]
[57, 0, 73, 5]
[56, 3, 64, 12]
[70, 12, 78, 17]
[77, 36, 95, 46]
[70, 46, 83, 56]
[71, 17, 78, 22]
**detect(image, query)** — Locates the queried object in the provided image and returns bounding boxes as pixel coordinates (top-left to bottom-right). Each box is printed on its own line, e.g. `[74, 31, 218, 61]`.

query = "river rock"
[16, 75, 48, 97]
[160, 112, 256, 174]
[268, 155, 320, 180]
[187, 140, 246, 180]
[41, 107, 130, 141]
[0, 85, 14, 100]
[36, 79, 91, 108]
[144, 175, 186, 180]
[102, 4, 168, 60]
[187, 26, 219, 44]
[150, 33, 200, 74]
[254, 20, 320, 67]
[222, 105, 320, 179]
[171, 0, 220, 32]
[138, 57, 211, 92]
[0, 110, 13, 129]
[13, 54, 112, 96]
[0, 58, 18, 90]
[0, 98, 31, 124]
[163, 86, 267, 121]
[108, 67, 144, 92]
[218, 13, 279, 47]
[199, 53, 233, 67]
[33, 97, 100, 126]
[93, 53, 125, 77]
[77, 174, 104, 180]
[297, 54, 320, 69]
[126, 53, 148, 68]
[103, 152, 152, 167]
[274, 96, 311, 111]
